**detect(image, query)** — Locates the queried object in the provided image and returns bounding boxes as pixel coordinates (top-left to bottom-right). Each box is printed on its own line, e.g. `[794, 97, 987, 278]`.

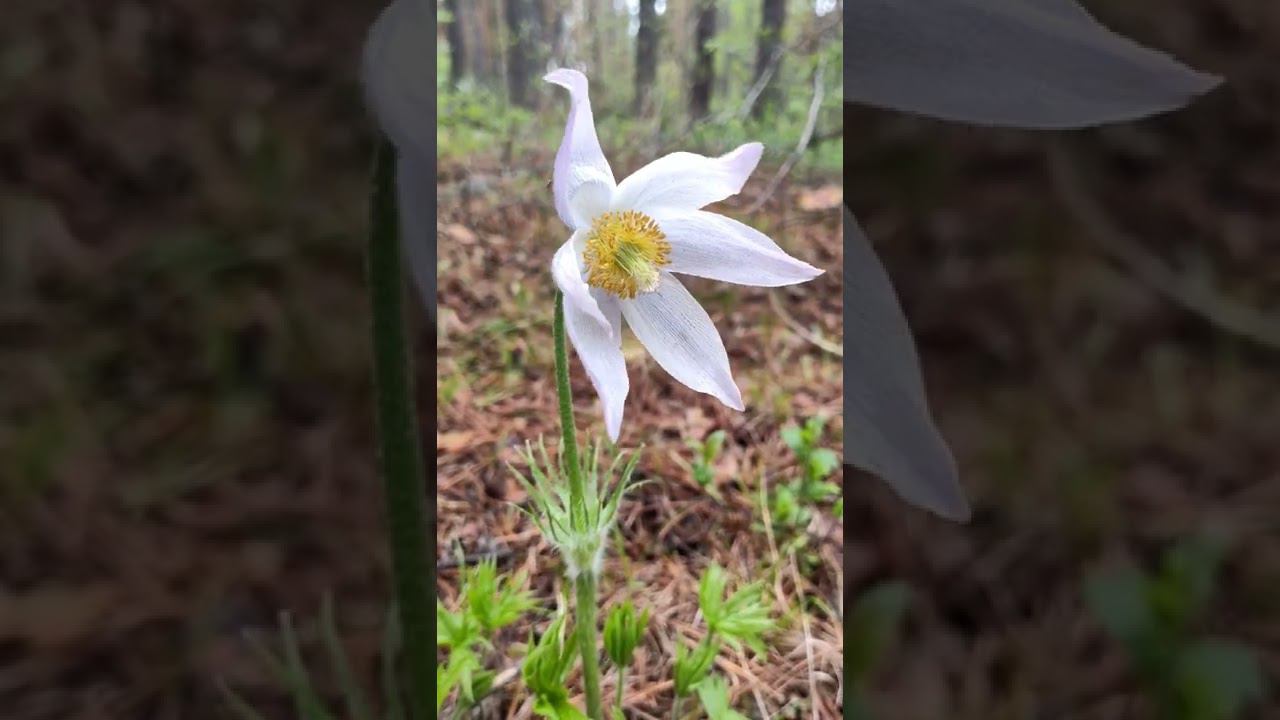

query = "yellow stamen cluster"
[583, 210, 671, 299]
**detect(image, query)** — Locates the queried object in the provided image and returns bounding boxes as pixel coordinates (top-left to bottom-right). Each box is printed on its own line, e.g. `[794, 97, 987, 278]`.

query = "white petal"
[545, 69, 617, 228]
[551, 237, 611, 332]
[361, 0, 432, 160]
[397, 153, 435, 320]
[843, 209, 970, 520]
[612, 143, 762, 214]
[565, 291, 628, 441]
[620, 273, 743, 411]
[846, 0, 1220, 128]
[654, 210, 823, 287]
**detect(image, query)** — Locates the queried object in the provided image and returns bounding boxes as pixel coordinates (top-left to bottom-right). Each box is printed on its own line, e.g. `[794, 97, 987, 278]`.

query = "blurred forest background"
[436, 0, 842, 170]
[435, 1, 846, 717]
[0, 0, 1278, 719]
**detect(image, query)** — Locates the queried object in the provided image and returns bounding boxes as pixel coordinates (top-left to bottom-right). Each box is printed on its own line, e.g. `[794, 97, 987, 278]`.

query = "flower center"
[582, 210, 671, 299]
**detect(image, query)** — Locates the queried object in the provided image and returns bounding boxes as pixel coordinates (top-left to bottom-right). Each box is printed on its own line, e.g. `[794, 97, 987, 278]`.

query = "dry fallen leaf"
[440, 223, 478, 244]
[437, 430, 478, 453]
[795, 184, 842, 211]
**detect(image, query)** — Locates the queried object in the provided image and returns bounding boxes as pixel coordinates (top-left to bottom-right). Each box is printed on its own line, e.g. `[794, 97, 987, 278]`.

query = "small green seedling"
[522, 614, 586, 720]
[698, 564, 773, 656]
[671, 564, 776, 719]
[780, 415, 841, 506]
[604, 600, 650, 712]
[687, 430, 727, 496]
[435, 552, 537, 713]
[845, 582, 912, 720]
[769, 415, 841, 532]
[693, 674, 748, 720]
[1086, 534, 1264, 720]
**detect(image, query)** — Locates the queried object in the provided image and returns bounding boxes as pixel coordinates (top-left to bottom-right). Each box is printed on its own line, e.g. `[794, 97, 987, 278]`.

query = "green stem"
[553, 292, 586, 521]
[367, 139, 432, 720]
[575, 573, 605, 720]
[553, 292, 603, 719]
[615, 664, 626, 715]
[670, 695, 683, 720]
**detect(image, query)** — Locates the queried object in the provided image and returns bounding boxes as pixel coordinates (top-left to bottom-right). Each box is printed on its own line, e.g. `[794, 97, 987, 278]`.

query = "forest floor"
[435, 155, 845, 719]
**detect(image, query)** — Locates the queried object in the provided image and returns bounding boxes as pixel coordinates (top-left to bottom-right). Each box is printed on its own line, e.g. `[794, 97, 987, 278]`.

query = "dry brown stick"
[768, 288, 843, 357]
[732, 646, 774, 718]
[1047, 142, 1280, 352]
[788, 552, 821, 720]
[747, 58, 827, 215]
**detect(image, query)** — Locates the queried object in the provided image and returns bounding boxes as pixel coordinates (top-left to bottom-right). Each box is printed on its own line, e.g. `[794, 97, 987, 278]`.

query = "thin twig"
[695, 13, 838, 129]
[737, 46, 784, 121]
[1047, 142, 1280, 352]
[747, 58, 826, 214]
[733, 647, 773, 719]
[768, 289, 842, 357]
[787, 552, 820, 720]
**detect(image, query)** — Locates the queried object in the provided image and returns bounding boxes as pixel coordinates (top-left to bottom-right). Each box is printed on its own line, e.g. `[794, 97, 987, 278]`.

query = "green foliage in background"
[437, 1, 841, 174]
[845, 582, 912, 720]
[437, 554, 536, 712]
[772, 414, 841, 531]
[687, 429, 727, 497]
[1086, 535, 1265, 720]
[220, 597, 389, 720]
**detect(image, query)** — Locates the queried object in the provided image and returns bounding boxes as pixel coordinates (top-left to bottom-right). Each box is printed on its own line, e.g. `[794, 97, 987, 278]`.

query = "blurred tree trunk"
[505, 0, 538, 107]
[751, 0, 785, 120]
[467, 0, 496, 86]
[689, 0, 716, 119]
[634, 0, 658, 114]
[444, 0, 467, 87]
[585, 0, 604, 76]
[541, 0, 567, 67]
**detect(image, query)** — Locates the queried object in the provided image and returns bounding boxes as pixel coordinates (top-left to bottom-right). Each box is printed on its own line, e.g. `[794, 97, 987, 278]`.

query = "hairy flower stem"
[553, 292, 604, 719]
[553, 292, 587, 521]
[671, 695, 683, 720]
[575, 572, 605, 719]
[367, 139, 432, 719]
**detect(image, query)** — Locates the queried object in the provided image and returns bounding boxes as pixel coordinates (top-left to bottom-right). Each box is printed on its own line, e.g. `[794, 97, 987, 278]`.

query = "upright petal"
[654, 210, 822, 287]
[545, 69, 617, 228]
[362, 0, 432, 160]
[552, 237, 611, 332]
[843, 209, 970, 520]
[620, 273, 743, 411]
[565, 291, 628, 441]
[612, 143, 762, 214]
[846, 0, 1220, 128]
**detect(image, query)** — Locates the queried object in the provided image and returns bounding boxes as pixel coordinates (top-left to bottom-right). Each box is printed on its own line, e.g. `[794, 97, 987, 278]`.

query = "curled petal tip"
[725, 143, 764, 185]
[544, 68, 587, 92]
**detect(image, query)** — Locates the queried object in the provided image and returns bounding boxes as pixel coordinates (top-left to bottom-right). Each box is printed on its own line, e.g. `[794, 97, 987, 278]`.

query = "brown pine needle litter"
[436, 154, 844, 718]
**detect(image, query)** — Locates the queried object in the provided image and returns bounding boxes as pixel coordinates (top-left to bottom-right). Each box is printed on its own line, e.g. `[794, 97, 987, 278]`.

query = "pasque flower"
[544, 69, 822, 442]
[843, 0, 1220, 519]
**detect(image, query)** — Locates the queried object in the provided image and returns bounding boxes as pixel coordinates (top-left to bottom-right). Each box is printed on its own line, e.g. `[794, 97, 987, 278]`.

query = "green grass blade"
[320, 594, 374, 720]
[279, 612, 336, 720]
[217, 679, 271, 720]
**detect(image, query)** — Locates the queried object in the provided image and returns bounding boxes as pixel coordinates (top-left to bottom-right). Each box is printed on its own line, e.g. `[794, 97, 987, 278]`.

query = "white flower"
[844, 0, 1220, 519]
[545, 69, 822, 443]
